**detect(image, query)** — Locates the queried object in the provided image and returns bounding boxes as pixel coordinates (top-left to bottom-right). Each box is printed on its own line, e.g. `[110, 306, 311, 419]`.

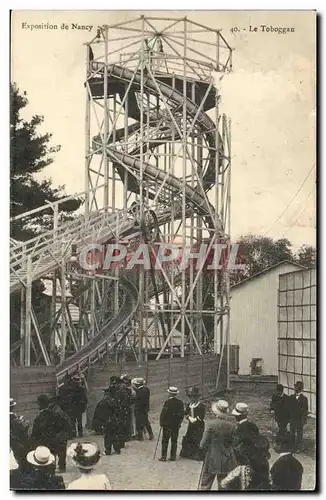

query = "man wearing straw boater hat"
[231, 402, 259, 464]
[198, 400, 237, 490]
[24, 446, 65, 490]
[158, 386, 184, 462]
[133, 377, 154, 441]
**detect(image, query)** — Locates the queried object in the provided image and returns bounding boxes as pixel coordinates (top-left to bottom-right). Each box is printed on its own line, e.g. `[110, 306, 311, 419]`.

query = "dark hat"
[189, 386, 200, 397]
[276, 384, 284, 392]
[49, 395, 59, 404]
[275, 431, 295, 452]
[37, 394, 49, 407]
[110, 375, 121, 385]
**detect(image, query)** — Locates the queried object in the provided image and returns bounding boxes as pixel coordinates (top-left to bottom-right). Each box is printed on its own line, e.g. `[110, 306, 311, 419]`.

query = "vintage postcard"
[10, 10, 316, 491]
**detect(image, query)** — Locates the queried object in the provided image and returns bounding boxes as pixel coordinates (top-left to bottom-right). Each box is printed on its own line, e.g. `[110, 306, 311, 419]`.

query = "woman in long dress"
[180, 386, 206, 460]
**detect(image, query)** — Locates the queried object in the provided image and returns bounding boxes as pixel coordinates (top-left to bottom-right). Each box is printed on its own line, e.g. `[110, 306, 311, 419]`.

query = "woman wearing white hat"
[67, 442, 112, 490]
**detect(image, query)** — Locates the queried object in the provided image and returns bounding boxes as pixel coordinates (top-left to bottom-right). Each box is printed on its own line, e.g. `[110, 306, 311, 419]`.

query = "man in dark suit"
[271, 431, 303, 490]
[288, 381, 308, 452]
[270, 383, 290, 437]
[102, 385, 122, 456]
[231, 402, 259, 464]
[31, 394, 71, 472]
[159, 386, 184, 461]
[58, 374, 87, 438]
[199, 400, 237, 490]
[133, 378, 154, 441]
[48, 396, 72, 473]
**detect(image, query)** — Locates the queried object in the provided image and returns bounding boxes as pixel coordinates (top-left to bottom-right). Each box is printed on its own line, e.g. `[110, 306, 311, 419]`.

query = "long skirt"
[180, 421, 205, 460]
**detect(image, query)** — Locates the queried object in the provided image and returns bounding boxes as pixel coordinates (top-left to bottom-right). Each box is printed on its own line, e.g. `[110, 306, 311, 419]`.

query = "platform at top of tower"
[87, 16, 232, 82]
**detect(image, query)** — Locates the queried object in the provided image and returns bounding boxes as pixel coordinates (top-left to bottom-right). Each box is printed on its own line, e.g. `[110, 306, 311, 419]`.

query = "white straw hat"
[232, 402, 249, 416]
[211, 400, 229, 416]
[26, 446, 55, 467]
[167, 386, 179, 395]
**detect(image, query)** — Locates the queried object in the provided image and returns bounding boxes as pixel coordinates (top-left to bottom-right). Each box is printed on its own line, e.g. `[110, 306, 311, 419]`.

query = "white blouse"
[67, 473, 112, 490]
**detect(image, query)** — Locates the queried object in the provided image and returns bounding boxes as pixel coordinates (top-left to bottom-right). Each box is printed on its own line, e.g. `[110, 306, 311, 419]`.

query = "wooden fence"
[10, 366, 57, 423]
[10, 353, 227, 428]
[86, 353, 226, 426]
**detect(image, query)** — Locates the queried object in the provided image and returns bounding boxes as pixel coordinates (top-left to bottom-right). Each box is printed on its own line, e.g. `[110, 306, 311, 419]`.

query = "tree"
[295, 244, 316, 268]
[10, 83, 82, 365]
[10, 83, 82, 240]
[230, 235, 294, 286]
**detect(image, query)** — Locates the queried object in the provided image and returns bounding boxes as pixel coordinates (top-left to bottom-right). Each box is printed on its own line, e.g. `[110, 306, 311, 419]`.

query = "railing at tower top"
[87, 16, 233, 77]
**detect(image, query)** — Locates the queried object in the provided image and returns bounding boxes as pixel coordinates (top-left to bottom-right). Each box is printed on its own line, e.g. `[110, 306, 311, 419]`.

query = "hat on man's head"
[212, 400, 229, 416]
[37, 394, 50, 408]
[26, 446, 55, 467]
[68, 442, 101, 470]
[275, 430, 295, 452]
[10, 398, 17, 408]
[121, 373, 131, 383]
[110, 375, 121, 385]
[167, 386, 179, 395]
[232, 402, 249, 416]
[133, 377, 145, 388]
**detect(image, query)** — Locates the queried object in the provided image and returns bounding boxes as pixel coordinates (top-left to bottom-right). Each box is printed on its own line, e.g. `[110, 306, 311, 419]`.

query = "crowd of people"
[9, 374, 308, 491]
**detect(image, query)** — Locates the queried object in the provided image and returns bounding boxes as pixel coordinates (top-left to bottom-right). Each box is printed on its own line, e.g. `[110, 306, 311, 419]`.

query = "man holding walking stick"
[198, 400, 237, 490]
[158, 387, 184, 462]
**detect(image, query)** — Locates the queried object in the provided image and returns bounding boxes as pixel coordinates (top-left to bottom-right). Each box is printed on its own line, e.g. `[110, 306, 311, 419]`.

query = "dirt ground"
[59, 383, 316, 491]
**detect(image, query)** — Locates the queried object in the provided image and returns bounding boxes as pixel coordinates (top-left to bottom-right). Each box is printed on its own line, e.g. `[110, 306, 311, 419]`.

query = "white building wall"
[230, 263, 302, 376]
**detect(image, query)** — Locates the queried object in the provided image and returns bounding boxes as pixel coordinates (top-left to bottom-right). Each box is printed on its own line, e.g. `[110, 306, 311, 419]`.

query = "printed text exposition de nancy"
[21, 22, 94, 31]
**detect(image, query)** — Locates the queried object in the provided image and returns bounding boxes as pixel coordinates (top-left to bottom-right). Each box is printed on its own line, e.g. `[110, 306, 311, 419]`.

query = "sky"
[11, 10, 316, 249]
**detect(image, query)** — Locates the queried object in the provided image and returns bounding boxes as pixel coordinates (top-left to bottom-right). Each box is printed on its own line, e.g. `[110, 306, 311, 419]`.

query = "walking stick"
[153, 427, 162, 460]
[270, 415, 276, 447]
[197, 455, 206, 490]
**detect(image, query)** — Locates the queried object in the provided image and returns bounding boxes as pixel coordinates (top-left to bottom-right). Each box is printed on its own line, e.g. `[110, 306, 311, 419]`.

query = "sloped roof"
[231, 260, 306, 290]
